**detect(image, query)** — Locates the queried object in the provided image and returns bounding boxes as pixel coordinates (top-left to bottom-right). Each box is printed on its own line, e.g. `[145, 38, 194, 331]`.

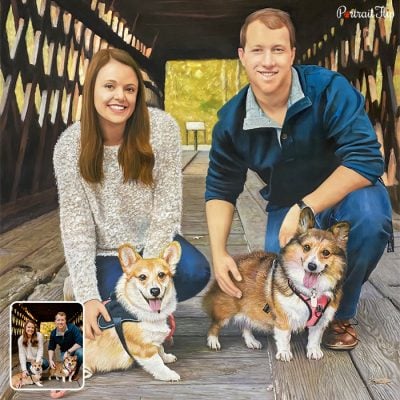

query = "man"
[205, 8, 392, 349]
[48, 312, 83, 379]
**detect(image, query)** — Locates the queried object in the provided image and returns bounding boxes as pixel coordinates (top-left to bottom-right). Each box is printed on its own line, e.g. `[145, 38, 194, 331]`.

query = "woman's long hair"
[79, 48, 154, 185]
[22, 320, 38, 348]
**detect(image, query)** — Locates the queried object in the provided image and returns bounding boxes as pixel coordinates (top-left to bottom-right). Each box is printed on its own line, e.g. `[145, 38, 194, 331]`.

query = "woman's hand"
[22, 370, 29, 378]
[49, 360, 56, 369]
[279, 205, 301, 248]
[84, 299, 111, 340]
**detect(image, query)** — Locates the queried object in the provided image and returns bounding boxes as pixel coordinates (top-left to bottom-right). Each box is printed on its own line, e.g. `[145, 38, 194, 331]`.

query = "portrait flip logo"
[337, 5, 394, 19]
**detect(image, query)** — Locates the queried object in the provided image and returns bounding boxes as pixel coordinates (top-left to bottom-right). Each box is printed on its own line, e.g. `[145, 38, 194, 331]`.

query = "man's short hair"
[240, 8, 296, 49]
[55, 312, 67, 320]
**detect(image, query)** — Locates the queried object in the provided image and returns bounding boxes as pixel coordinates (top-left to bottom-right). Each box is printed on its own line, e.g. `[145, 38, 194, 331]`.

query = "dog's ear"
[329, 221, 350, 247]
[118, 244, 142, 274]
[160, 241, 182, 273]
[297, 207, 315, 234]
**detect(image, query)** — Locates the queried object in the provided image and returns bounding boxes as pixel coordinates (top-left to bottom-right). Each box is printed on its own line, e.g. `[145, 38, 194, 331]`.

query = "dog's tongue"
[303, 271, 318, 288]
[149, 299, 162, 312]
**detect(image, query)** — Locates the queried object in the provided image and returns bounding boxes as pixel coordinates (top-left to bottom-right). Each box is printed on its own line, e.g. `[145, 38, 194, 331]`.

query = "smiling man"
[205, 8, 392, 350]
[48, 312, 83, 380]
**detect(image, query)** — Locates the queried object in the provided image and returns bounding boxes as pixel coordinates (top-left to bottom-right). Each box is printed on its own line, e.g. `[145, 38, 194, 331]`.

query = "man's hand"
[84, 299, 111, 340]
[22, 370, 29, 378]
[279, 205, 301, 248]
[213, 253, 242, 298]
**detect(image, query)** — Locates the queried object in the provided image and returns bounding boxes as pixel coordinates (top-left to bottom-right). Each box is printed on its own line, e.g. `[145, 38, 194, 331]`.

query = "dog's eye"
[158, 272, 166, 279]
[322, 249, 331, 257]
[303, 244, 311, 252]
[138, 274, 147, 281]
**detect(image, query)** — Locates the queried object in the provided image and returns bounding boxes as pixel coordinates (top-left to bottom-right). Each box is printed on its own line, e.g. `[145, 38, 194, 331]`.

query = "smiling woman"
[53, 48, 210, 343]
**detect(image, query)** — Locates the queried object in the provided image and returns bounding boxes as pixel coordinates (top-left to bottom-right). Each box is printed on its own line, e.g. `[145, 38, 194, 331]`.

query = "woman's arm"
[17, 336, 27, 373]
[53, 124, 100, 304]
[35, 332, 44, 362]
[53, 125, 110, 338]
[143, 110, 182, 258]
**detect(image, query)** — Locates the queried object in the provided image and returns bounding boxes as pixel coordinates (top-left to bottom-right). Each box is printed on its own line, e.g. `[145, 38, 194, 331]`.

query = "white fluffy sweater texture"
[18, 332, 44, 372]
[53, 107, 182, 303]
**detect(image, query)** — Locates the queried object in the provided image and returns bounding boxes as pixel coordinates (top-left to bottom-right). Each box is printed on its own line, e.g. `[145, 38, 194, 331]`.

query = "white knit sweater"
[53, 108, 182, 303]
[18, 332, 44, 372]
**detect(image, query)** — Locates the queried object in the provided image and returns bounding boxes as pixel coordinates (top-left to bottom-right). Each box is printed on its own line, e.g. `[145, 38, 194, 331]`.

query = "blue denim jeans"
[265, 181, 392, 319]
[96, 234, 210, 302]
[60, 348, 83, 369]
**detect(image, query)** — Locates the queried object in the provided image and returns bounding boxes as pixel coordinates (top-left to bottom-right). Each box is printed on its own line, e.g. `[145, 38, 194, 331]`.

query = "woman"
[17, 320, 49, 379]
[53, 48, 210, 339]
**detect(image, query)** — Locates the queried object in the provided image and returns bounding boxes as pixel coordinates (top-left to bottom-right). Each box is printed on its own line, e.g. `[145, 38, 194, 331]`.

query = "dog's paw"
[275, 350, 293, 362]
[154, 368, 180, 382]
[207, 335, 221, 350]
[83, 368, 93, 380]
[162, 353, 177, 364]
[307, 346, 324, 360]
[244, 336, 263, 350]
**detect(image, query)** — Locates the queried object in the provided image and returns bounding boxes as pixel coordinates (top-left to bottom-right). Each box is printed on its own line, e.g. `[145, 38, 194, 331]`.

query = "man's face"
[55, 315, 67, 331]
[238, 21, 295, 102]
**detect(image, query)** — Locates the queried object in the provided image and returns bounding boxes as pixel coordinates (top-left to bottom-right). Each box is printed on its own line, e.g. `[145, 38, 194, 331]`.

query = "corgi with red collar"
[84, 242, 181, 381]
[203, 208, 349, 361]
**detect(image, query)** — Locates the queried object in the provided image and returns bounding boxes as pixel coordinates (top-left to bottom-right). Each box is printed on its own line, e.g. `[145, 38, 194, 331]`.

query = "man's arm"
[206, 199, 242, 298]
[48, 350, 55, 369]
[279, 165, 371, 247]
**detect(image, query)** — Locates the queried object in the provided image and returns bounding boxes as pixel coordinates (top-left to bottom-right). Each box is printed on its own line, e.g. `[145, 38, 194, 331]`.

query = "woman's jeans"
[264, 182, 392, 319]
[96, 234, 210, 302]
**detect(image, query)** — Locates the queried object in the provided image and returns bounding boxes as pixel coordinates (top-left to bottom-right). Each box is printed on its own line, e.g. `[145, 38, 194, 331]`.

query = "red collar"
[288, 280, 331, 327]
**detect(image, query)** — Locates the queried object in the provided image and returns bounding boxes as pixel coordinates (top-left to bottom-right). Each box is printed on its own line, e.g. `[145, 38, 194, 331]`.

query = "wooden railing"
[299, 0, 399, 212]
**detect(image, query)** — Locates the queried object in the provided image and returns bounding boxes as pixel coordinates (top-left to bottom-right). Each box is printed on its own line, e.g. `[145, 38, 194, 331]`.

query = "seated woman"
[53, 48, 210, 339]
[17, 319, 49, 384]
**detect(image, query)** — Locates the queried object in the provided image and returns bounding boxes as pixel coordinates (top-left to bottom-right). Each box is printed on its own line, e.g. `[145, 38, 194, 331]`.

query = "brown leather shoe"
[323, 319, 359, 350]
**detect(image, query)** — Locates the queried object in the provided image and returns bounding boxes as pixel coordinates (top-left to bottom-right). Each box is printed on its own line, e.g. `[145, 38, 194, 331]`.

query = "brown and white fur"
[84, 242, 181, 381]
[48, 355, 77, 382]
[11, 361, 43, 388]
[203, 208, 349, 361]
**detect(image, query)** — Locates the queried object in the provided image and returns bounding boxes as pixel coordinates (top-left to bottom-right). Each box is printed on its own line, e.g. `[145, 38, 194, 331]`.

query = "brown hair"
[79, 48, 154, 185]
[55, 312, 67, 320]
[240, 8, 296, 49]
[22, 320, 38, 348]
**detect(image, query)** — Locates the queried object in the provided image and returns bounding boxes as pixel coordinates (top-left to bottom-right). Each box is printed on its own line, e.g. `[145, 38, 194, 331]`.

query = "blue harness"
[98, 293, 140, 359]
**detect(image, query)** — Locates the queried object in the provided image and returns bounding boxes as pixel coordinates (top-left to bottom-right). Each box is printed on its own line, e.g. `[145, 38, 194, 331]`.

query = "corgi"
[48, 355, 77, 382]
[11, 361, 43, 388]
[84, 241, 181, 381]
[203, 207, 349, 361]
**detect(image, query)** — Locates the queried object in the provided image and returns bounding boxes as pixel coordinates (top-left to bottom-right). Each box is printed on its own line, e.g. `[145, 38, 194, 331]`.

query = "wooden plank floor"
[1, 151, 399, 400]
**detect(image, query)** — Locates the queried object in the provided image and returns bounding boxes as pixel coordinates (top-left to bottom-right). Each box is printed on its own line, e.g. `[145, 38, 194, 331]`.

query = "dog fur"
[203, 208, 349, 361]
[11, 361, 43, 388]
[84, 241, 181, 381]
[48, 355, 77, 382]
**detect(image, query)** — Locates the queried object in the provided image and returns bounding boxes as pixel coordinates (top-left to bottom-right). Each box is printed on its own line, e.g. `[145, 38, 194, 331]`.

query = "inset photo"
[10, 301, 84, 391]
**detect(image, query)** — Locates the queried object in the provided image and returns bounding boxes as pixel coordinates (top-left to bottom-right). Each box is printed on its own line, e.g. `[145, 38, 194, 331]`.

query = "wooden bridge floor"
[1, 151, 399, 400]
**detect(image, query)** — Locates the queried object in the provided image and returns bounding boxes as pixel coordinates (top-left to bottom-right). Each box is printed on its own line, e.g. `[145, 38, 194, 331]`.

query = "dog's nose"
[308, 262, 317, 271]
[150, 287, 160, 297]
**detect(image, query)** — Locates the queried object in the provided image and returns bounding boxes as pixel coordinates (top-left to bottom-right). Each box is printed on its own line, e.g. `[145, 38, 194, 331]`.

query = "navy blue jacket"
[48, 323, 83, 353]
[205, 65, 383, 210]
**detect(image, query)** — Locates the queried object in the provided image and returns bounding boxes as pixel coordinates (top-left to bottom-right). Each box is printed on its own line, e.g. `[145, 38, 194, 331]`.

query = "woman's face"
[94, 58, 139, 135]
[25, 322, 35, 337]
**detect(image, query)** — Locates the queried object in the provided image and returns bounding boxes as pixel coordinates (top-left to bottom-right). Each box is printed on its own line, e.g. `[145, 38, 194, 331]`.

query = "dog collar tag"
[310, 290, 317, 308]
